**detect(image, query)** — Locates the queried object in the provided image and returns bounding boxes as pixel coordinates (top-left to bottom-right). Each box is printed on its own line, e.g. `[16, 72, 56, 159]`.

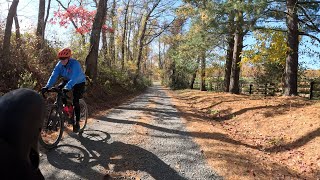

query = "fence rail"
[193, 81, 320, 99]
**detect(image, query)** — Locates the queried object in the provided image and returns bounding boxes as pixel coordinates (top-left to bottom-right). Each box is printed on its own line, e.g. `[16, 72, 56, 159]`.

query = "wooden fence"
[193, 81, 320, 99]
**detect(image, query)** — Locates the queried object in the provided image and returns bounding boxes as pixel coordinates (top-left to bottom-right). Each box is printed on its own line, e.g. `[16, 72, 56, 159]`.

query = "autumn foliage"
[50, 5, 114, 35]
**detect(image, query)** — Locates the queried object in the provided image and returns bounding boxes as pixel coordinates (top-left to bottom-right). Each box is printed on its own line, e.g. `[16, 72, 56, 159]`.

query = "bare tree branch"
[297, 4, 320, 32]
[299, 32, 320, 43]
[297, 1, 320, 4]
[254, 26, 288, 32]
[44, 0, 52, 35]
[144, 18, 176, 46]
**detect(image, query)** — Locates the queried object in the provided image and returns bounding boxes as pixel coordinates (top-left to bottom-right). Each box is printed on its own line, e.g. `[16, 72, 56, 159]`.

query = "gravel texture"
[39, 84, 222, 180]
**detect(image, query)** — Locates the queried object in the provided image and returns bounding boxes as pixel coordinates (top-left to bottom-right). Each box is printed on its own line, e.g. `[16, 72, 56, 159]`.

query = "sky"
[0, 0, 76, 45]
[1, 0, 320, 69]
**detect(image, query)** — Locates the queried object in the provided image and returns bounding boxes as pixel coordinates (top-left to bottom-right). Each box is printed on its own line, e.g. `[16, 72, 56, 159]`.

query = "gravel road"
[39, 83, 222, 180]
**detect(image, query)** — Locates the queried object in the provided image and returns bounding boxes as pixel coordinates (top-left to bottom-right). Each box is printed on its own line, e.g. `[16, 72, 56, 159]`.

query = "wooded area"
[0, 0, 320, 96]
[1, 0, 320, 179]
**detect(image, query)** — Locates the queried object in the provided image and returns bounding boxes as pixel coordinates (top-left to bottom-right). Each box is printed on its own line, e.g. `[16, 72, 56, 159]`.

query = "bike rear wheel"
[39, 105, 64, 149]
[78, 99, 88, 134]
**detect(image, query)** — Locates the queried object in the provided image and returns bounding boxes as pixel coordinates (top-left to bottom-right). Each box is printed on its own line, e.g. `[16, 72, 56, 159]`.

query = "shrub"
[18, 71, 37, 89]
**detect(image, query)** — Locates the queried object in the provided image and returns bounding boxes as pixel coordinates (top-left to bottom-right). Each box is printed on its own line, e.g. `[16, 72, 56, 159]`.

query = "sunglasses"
[59, 57, 69, 61]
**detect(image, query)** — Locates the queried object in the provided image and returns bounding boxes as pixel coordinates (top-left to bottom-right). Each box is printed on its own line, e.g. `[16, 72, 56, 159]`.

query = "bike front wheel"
[78, 99, 88, 134]
[39, 105, 64, 149]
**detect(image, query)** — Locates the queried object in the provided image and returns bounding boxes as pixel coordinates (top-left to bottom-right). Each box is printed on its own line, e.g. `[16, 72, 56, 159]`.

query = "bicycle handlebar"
[41, 87, 70, 99]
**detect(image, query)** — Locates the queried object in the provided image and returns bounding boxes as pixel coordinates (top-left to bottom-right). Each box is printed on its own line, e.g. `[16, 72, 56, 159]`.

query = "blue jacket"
[45, 58, 86, 90]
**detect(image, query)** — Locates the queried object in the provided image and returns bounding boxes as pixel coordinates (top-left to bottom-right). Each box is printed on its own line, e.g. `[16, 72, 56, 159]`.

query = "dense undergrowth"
[0, 33, 149, 113]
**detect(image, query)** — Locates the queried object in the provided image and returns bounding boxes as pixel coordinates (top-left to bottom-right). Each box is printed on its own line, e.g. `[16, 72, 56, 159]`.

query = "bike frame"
[46, 88, 71, 125]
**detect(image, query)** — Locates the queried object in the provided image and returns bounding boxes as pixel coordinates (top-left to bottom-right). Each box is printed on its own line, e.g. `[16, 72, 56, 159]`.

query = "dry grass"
[168, 89, 320, 180]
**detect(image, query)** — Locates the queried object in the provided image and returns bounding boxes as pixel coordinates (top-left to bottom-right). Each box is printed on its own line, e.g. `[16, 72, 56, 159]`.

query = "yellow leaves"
[126, 60, 137, 71]
[176, 3, 195, 17]
[189, 23, 202, 35]
[200, 11, 209, 22]
[175, 34, 183, 41]
[242, 31, 288, 65]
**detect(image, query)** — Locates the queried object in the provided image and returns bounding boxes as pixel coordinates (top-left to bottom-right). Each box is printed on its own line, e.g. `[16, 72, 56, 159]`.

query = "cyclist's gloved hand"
[41, 87, 48, 94]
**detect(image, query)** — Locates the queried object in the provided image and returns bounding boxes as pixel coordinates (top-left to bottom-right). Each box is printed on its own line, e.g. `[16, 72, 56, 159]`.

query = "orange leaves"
[50, 5, 113, 35]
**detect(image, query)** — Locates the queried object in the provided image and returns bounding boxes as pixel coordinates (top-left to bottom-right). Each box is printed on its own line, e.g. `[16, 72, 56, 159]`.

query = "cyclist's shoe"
[68, 118, 75, 125]
[73, 122, 80, 133]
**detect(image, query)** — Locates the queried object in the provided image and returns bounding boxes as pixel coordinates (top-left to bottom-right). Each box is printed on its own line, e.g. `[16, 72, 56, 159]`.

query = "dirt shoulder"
[167, 89, 320, 179]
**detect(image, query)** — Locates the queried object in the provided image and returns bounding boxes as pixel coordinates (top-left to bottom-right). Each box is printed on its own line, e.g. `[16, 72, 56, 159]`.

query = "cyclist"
[42, 48, 86, 133]
[0, 88, 45, 179]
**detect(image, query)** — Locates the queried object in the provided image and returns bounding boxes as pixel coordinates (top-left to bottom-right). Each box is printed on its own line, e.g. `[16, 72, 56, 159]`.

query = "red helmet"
[57, 48, 72, 58]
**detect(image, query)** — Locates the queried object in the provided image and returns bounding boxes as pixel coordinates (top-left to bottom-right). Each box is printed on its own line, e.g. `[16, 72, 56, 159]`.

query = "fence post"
[264, 83, 268, 96]
[249, 84, 253, 94]
[310, 81, 314, 100]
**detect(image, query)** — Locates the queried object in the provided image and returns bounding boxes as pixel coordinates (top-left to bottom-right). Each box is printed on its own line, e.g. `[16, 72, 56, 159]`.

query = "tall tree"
[14, 13, 21, 46]
[101, 1, 109, 66]
[190, 58, 200, 89]
[126, 1, 134, 62]
[229, 9, 244, 94]
[101, 25, 109, 66]
[255, 0, 320, 95]
[134, 0, 161, 84]
[121, 0, 130, 71]
[36, 0, 46, 62]
[1, 0, 19, 61]
[200, 51, 206, 91]
[284, 0, 299, 96]
[85, 0, 107, 81]
[224, 12, 235, 92]
[14, 13, 27, 62]
[109, 0, 116, 66]
[44, 0, 52, 38]
[36, 0, 45, 39]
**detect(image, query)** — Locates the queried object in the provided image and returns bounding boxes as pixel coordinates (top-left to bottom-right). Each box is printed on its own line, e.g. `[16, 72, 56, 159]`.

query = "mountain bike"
[39, 87, 88, 149]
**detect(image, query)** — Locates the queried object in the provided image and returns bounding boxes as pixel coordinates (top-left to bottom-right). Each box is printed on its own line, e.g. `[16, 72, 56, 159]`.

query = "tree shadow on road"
[96, 114, 320, 154]
[97, 116, 260, 149]
[46, 130, 187, 180]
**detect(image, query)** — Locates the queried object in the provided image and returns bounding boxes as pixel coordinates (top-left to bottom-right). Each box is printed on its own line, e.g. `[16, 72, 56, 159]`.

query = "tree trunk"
[158, 36, 163, 69]
[2, 0, 19, 59]
[14, 13, 28, 69]
[85, 0, 106, 82]
[127, 2, 134, 63]
[102, 27, 109, 66]
[36, 0, 45, 51]
[284, 0, 299, 96]
[134, 15, 147, 84]
[102, 1, 109, 66]
[229, 10, 244, 94]
[200, 51, 206, 91]
[43, 0, 52, 38]
[36, 0, 45, 39]
[134, 0, 161, 85]
[109, 0, 116, 66]
[36, 0, 45, 62]
[131, 15, 141, 62]
[224, 12, 235, 92]
[121, 0, 129, 71]
[14, 13, 21, 44]
[170, 58, 176, 88]
[190, 57, 200, 89]
[224, 35, 234, 92]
